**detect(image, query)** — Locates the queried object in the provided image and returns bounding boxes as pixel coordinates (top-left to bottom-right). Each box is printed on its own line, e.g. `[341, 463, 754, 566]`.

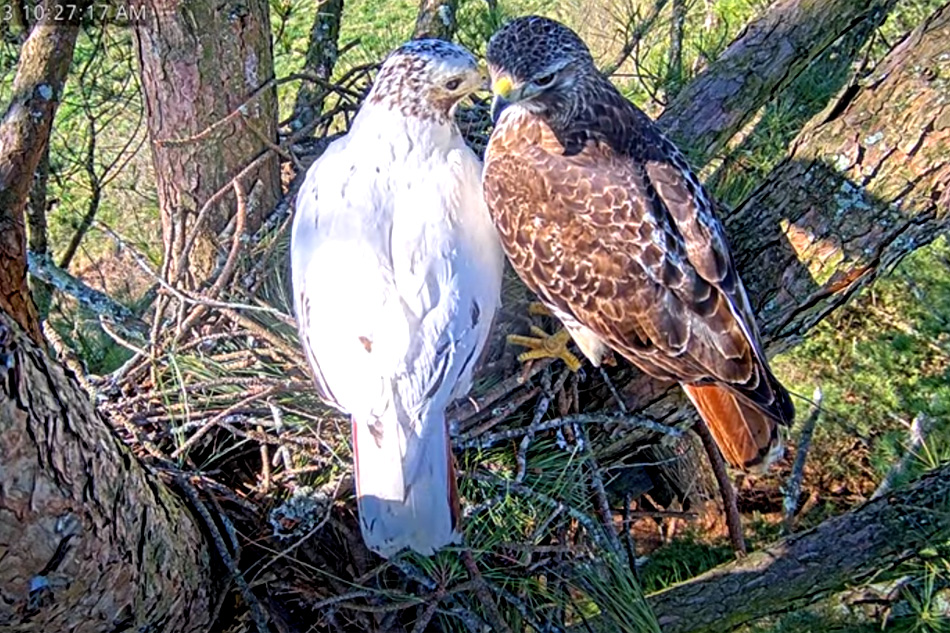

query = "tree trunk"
[0, 1, 80, 346]
[0, 311, 216, 632]
[645, 464, 950, 633]
[292, 0, 344, 132]
[133, 0, 281, 285]
[657, 0, 896, 165]
[412, 0, 459, 41]
[601, 0, 950, 451]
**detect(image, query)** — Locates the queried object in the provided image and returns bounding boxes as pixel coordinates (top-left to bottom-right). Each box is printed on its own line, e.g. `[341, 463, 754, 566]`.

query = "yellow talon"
[527, 302, 552, 317]
[506, 327, 583, 372]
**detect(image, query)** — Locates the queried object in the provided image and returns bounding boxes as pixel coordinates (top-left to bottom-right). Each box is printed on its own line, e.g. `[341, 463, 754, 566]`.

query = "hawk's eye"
[444, 78, 462, 91]
[533, 73, 556, 87]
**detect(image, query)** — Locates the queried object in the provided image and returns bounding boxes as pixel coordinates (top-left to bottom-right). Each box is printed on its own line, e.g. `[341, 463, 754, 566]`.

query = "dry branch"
[693, 419, 746, 555]
[27, 251, 139, 328]
[645, 464, 950, 633]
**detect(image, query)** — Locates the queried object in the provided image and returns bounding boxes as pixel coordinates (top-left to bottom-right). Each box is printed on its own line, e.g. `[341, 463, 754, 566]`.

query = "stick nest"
[82, 71, 705, 633]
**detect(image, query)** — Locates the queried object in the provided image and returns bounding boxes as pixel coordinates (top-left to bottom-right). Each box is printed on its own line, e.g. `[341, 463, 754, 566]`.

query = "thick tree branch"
[27, 251, 144, 335]
[727, 2, 950, 351]
[0, 1, 83, 345]
[0, 310, 215, 632]
[412, 0, 459, 41]
[292, 0, 344, 131]
[646, 464, 950, 633]
[657, 0, 897, 164]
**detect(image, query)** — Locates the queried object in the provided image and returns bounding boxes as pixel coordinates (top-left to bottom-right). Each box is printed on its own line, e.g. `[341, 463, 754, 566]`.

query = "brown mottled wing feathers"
[484, 100, 794, 441]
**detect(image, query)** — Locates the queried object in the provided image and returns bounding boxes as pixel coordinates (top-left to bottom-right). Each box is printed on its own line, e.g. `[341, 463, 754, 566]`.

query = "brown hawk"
[482, 16, 795, 471]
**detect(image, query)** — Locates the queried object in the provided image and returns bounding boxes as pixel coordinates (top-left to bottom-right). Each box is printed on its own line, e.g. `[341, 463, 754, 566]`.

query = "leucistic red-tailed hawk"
[482, 16, 794, 471]
[291, 40, 505, 557]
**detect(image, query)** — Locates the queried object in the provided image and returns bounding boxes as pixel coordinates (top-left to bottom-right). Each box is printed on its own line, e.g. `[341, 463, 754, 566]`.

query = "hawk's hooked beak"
[490, 75, 516, 125]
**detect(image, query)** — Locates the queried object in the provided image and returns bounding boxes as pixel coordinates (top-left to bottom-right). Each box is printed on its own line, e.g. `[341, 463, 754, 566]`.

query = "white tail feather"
[352, 406, 459, 558]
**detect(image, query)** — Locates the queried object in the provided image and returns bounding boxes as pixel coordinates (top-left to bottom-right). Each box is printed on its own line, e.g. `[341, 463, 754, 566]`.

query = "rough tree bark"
[133, 0, 282, 285]
[0, 0, 80, 345]
[657, 0, 897, 165]
[646, 464, 950, 633]
[412, 0, 459, 41]
[292, 0, 344, 131]
[0, 311, 216, 632]
[601, 0, 950, 454]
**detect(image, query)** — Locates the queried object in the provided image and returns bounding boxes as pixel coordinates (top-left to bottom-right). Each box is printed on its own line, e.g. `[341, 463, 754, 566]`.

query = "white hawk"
[291, 39, 505, 557]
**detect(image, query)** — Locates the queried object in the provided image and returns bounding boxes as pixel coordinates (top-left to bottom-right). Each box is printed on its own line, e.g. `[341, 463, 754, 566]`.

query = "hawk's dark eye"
[444, 78, 462, 91]
[533, 73, 556, 87]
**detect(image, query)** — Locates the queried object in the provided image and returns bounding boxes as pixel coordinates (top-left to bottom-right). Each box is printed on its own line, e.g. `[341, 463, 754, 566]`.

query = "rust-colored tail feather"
[682, 383, 784, 472]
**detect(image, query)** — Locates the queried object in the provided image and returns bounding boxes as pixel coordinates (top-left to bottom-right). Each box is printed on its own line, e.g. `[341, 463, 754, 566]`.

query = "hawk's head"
[368, 39, 485, 121]
[486, 16, 596, 127]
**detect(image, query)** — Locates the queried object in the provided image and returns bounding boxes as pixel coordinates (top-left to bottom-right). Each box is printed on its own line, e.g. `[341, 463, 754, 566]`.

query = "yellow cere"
[492, 76, 513, 99]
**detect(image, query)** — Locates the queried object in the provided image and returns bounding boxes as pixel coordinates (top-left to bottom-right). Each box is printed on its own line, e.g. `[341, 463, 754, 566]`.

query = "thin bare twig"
[622, 491, 639, 577]
[471, 472, 610, 552]
[783, 386, 823, 533]
[174, 179, 252, 342]
[693, 418, 747, 555]
[515, 367, 567, 482]
[461, 549, 514, 633]
[175, 474, 270, 633]
[93, 220, 286, 316]
[173, 150, 272, 284]
[171, 386, 278, 459]
[602, 0, 670, 76]
[452, 358, 556, 429]
[581, 426, 624, 557]
[599, 366, 629, 414]
[458, 412, 682, 450]
[873, 412, 934, 499]
[460, 385, 541, 438]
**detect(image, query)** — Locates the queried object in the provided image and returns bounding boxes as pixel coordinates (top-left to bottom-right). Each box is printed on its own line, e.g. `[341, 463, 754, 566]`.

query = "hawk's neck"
[545, 76, 664, 159]
[353, 100, 460, 151]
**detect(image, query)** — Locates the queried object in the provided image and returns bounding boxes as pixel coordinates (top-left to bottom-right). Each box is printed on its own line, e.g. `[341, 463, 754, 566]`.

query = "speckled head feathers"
[486, 16, 594, 82]
[367, 39, 482, 121]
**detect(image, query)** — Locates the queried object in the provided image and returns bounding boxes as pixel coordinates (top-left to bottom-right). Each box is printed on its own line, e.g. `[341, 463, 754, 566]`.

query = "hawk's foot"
[507, 326, 582, 372]
[527, 301, 552, 317]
